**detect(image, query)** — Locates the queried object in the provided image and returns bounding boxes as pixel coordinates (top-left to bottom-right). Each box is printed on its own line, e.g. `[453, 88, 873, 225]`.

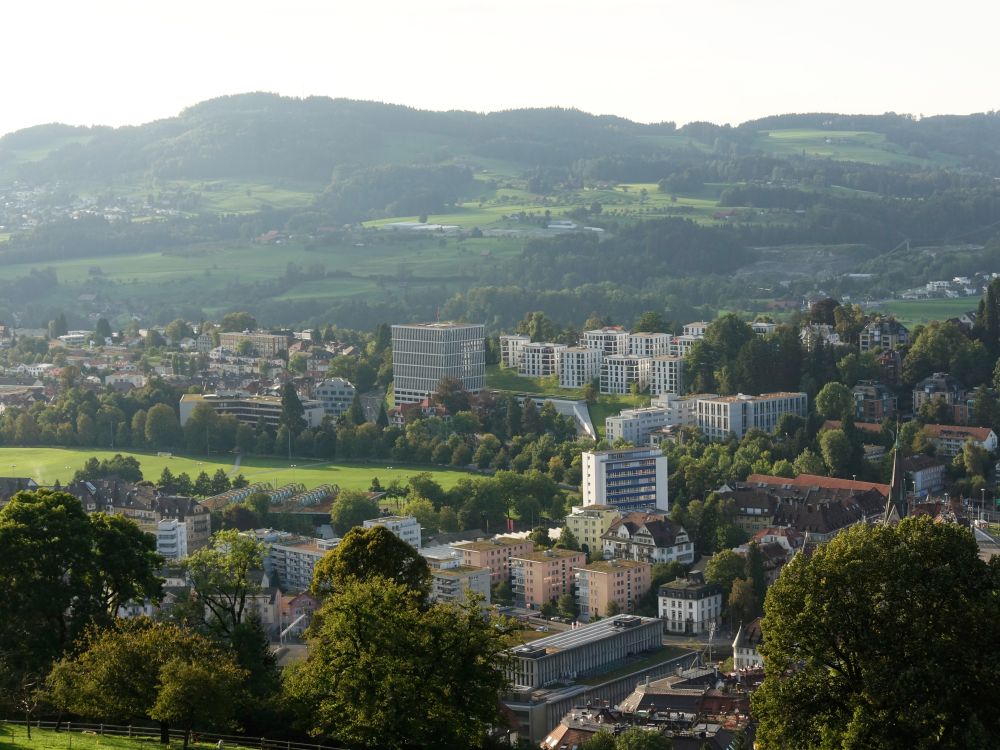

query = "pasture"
[872, 297, 979, 327]
[753, 129, 948, 167]
[0, 447, 471, 492]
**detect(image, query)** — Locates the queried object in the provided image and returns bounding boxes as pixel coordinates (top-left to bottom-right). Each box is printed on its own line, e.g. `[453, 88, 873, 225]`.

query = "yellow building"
[574, 559, 651, 621]
[565, 504, 620, 558]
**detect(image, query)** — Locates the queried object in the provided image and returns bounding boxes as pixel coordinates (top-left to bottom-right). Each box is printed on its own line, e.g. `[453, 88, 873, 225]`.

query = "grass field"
[754, 129, 933, 166]
[0, 447, 470, 492]
[0, 724, 291, 750]
[871, 298, 979, 327]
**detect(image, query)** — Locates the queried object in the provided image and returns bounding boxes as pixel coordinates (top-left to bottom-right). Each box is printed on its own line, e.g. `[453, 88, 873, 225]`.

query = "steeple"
[884, 425, 906, 524]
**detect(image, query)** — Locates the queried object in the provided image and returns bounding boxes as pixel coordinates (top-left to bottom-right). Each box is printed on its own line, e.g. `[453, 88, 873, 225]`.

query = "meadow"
[0, 447, 470, 492]
[872, 297, 979, 327]
[753, 129, 944, 167]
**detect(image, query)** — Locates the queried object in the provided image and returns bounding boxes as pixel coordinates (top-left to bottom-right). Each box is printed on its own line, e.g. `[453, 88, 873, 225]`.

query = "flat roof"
[392, 321, 483, 329]
[513, 549, 585, 563]
[510, 616, 658, 655]
[433, 565, 489, 577]
[577, 560, 649, 574]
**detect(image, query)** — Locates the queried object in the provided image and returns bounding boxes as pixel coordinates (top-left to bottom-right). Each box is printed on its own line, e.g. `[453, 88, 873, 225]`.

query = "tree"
[793, 447, 826, 476]
[310, 525, 430, 596]
[280, 383, 307, 436]
[151, 657, 245, 750]
[727, 577, 757, 628]
[329, 489, 380, 536]
[164, 319, 193, 343]
[613, 727, 673, 749]
[434, 376, 472, 414]
[634, 311, 668, 333]
[555, 525, 581, 550]
[814, 381, 854, 420]
[819, 428, 852, 476]
[752, 518, 1000, 749]
[49, 313, 68, 339]
[183, 530, 265, 638]
[557, 592, 579, 620]
[220, 311, 256, 332]
[284, 577, 510, 750]
[145, 403, 181, 450]
[704, 549, 746, 600]
[94, 318, 113, 342]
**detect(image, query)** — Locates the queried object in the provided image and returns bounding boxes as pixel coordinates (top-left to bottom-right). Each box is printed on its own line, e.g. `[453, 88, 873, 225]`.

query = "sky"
[2, 0, 998, 136]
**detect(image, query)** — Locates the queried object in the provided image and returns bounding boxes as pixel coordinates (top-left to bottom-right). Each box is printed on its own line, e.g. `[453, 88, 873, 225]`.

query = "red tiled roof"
[922, 423, 995, 441]
[746, 473, 890, 498]
[822, 419, 882, 434]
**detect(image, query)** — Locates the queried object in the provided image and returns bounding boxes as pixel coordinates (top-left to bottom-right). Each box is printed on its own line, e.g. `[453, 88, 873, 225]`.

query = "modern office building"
[558, 347, 602, 388]
[694, 392, 808, 440]
[511, 548, 587, 609]
[519, 342, 567, 378]
[600, 355, 652, 395]
[179, 392, 325, 429]
[500, 334, 531, 368]
[218, 331, 292, 357]
[574, 559, 651, 621]
[391, 322, 485, 405]
[564, 504, 621, 557]
[582, 327, 630, 356]
[313, 377, 356, 419]
[363, 515, 422, 549]
[649, 356, 685, 396]
[581, 448, 669, 513]
[628, 332, 671, 358]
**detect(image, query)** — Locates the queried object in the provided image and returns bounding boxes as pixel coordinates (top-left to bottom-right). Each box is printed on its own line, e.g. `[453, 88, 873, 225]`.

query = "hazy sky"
[2, 0, 997, 136]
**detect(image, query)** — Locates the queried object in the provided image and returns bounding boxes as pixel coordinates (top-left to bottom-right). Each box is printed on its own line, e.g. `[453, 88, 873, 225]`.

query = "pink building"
[452, 537, 535, 585]
[511, 548, 586, 609]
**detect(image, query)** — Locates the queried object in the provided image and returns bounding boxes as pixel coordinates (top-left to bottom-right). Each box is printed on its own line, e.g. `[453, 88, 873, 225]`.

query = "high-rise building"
[581, 448, 669, 513]
[559, 346, 602, 388]
[391, 322, 485, 405]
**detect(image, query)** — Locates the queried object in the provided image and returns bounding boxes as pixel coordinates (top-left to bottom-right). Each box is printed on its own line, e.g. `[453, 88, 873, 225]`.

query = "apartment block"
[859, 317, 909, 352]
[658, 574, 722, 635]
[600, 355, 652, 395]
[156, 519, 189, 560]
[511, 548, 586, 609]
[582, 327, 630, 356]
[179, 392, 325, 429]
[363, 515, 422, 549]
[519, 342, 567, 378]
[606, 405, 674, 446]
[695, 392, 808, 441]
[218, 331, 292, 357]
[628, 332, 671, 358]
[559, 347, 602, 389]
[574, 559, 651, 621]
[248, 529, 340, 593]
[582, 448, 669, 513]
[431, 564, 492, 605]
[565, 504, 621, 557]
[313, 377, 356, 419]
[452, 536, 536, 585]
[669, 335, 702, 358]
[751, 321, 777, 336]
[682, 322, 710, 338]
[500, 334, 531, 368]
[852, 380, 896, 422]
[649, 355, 685, 396]
[391, 322, 485, 405]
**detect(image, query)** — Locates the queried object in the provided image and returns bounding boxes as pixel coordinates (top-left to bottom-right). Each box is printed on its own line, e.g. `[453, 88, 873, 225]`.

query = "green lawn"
[0, 447, 470, 492]
[577, 645, 692, 685]
[754, 129, 933, 166]
[873, 298, 979, 327]
[0, 723, 253, 750]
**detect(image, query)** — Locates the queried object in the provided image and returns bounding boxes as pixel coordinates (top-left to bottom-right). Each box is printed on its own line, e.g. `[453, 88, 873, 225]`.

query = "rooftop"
[510, 616, 658, 656]
[432, 565, 489, 578]
[514, 548, 585, 563]
[453, 536, 530, 552]
[577, 559, 649, 574]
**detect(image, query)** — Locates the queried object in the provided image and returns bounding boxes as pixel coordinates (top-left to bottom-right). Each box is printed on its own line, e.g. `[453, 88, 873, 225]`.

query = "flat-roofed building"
[179, 392, 325, 429]
[683, 322, 710, 338]
[219, 331, 292, 357]
[649, 355, 685, 396]
[391, 322, 485, 405]
[559, 347, 602, 389]
[658, 574, 722, 635]
[669, 334, 702, 358]
[695, 391, 808, 441]
[600, 354, 652, 395]
[452, 536, 535, 585]
[574, 559, 651, 621]
[313, 377, 356, 419]
[628, 332, 671, 358]
[363, 515, 422, 549]
[511, 548, 586, 609]
[606, 405, 672, 446]
[565, 504, 621, 557]
[582, 327, 630, 357]
[500, 334, 531, 368]
[519, 342, 567, 378]
[431, 564, 492, 605]
[248, 529, 340, 592]
[582, 448, 669, 513]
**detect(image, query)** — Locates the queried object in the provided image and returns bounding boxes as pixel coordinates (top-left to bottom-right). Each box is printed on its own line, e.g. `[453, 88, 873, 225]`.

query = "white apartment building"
[519, 342, 566, 378]
[248, 529, 341, 592]
[559, 347, 602, 389]
[751, 322, 777, 336]
[363, 515, 422, 549]
[582, 327, 630, 356]
[628, 332, 671, 358]
[430, 561, 492, 605]
[179, 393, 325, 429]
[582, 448, 669, 513]
[659, 575, 722, 636]
[500, 334, 531, 368]
[649, 355, 685, 396]
[600, 355, 652, 394]
[313, 377, 356, 419]
[391, 322, 485, 405]
[157, 519, 188, 560]
[606, 406, 673, 446]
[683, 322, 710, 337]
[669, 335, 702, 358]
[695, 392, 808, 441]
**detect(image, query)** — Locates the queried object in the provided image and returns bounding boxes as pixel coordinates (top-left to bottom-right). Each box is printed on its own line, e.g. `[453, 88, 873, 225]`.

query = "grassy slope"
[0, 724, 261, 750]
[0, 447, 469, 491]
[872, 297, 980, 327]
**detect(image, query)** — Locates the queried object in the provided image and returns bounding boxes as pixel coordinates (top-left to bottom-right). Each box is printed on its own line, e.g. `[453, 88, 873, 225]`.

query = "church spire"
[884, 424, 906, 524]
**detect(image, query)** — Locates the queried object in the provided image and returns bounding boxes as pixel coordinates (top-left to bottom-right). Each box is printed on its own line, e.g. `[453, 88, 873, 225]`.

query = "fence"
[0, 721, 346, 750]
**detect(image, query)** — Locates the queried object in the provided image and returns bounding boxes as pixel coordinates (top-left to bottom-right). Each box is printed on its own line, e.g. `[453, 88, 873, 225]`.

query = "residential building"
[923, 424, 998, 457]
[313, 377, 356, 419]
[363, 515, 422, 549]
[695, 391, 808, 440]
[218, 330, 292, 357]
[558, 347, 602, 389]
[903, 455, 947, 497]
[511, 548, 586, 609]
[500, 334, 531, 368]
[391, 322, 485, 405]
[582, 327, 630, 356]
[574, 560, 651, 620]
[669, 334, 702, 358]
[155, 495, 212, 555]
[581, 448, 669, 513]
[452, 536, 535, 585]
[852, 380, 896, 422]
[912, 372, 965, 411]
[799, 323, 841, 350]
[600, 354, 652, 394]
[751, 321, 777, 336]
[658, 574, 722, 635]
[732, 617, 764, 669]
[602, 512, 694, 565]
[156, 519, 189, 560]
[605, 405, 673, 446]
[179, 392, 325, 429]
[683, 322, 709, 337]
[859, 316, 909, 352]
[251, 529, 340, 592]
[649, 355, 685, 396]
[628, 332, 671, 358]
[519, 342, 566, 378]
[430, 563, 492, 605]
[564, 504, 621, 557]
[279, 591, 320, 639]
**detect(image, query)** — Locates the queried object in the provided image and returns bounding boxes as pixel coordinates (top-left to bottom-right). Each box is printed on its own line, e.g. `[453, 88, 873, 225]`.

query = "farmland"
[0, 447, 471, 492]
[871, 297, 979, 327]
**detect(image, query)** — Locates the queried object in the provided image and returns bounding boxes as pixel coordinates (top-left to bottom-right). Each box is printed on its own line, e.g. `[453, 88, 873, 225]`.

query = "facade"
[250, 529, 340, 592]
[649, 356, 685, 396]
[313, 377, 356, 419]
[903, 456, 947, 497]
[628, 332, 671, 358]
[582, 327, 630, 356]
[600, 355, 652, 395]
[695, 391, 808, 440]
[156, 519, 188, 560]
[500, 334, 531, 368]
[218, 331, 292, 357]
[602, 512, 694, 565]
[363, 515, 422, 549]
[923, 424, 998, 457]
[606, 405, 673, 446]
[519, 342, 567, 378]
[732, 617, 764, 669]
[669, 335, 701, 358]
[574, 560, 651, 621]
[430, 563, 492, 605]
[564, 504, 621, 557]
[391, 322, 485, 405]
[179, 392, 325, 429]
[751, 321, 777, 336]
[558, 347, 602, 389]
[799, 323, 841, 350]
[912, 372, 965, 411]
[511, 548, 586, 609]
[582, 448, 669, 513]
[683, 322, 709, 337]
[852, 380, 897, 422]
[859, 317, 910, 352]
[658, 574, 722, 635]
[452, 537, 535, 585]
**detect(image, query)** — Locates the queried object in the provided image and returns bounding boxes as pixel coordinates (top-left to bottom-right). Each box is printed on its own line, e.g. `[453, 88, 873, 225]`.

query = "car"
[534, 626, 549, 632]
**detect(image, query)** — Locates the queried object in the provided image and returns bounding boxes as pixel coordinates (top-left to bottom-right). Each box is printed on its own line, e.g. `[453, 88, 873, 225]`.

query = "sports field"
[0, 447, 470, 492]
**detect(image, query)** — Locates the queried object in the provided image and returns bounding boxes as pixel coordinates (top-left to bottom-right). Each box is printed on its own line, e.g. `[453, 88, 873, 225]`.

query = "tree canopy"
[310, 524, 430, 597]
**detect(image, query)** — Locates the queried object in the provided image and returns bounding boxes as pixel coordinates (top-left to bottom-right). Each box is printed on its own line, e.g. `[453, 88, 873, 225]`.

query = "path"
[227, 452, 242, 477]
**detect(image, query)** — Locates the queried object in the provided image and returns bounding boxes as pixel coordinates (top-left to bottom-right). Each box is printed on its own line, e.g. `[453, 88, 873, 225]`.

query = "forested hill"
[4, 94, 1000, 186]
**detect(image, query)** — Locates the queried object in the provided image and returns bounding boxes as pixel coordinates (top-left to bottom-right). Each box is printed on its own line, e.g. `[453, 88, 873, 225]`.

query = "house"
[912, 372, 966, 412]
[658, 573, 722, 635]
[574, 559, 651, 620]
[799, 323, 842, 349]
[903, 455, 947, 497]
[279, 591, 320, 639]
[732, 617, 764, 669]
[852, 380, 896, 422]
[859, 316, 909, 352]
[602, 512, 694, 564]
[923, 424, 998, 458]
